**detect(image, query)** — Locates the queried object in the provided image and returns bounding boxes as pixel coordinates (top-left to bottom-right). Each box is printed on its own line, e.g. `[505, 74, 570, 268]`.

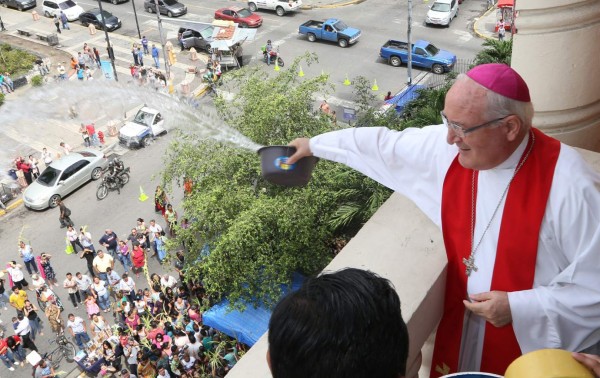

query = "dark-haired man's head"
[267, 268, 409, 378]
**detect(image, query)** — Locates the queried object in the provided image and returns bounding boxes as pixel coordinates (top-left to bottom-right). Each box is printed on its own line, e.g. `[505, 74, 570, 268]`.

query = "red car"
[214, 6, 263, 28]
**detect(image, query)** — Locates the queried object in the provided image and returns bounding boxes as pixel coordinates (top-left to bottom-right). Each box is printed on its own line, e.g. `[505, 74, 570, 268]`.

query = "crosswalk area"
[60, 27, 208, 85]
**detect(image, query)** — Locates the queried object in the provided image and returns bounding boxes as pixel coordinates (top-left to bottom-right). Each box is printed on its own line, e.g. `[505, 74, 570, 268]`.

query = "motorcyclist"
[106, 159, 125, 193]
[265, 40, 273, 65]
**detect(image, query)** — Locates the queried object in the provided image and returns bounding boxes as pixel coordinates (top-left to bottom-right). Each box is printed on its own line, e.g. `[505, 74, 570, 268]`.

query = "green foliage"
[0, 93, 5, 107]
[30, 75, 44, 87]
[473, 38, 513, 66]
[0, 44, 38, 76]
[162, 53, 342, 309]
[401, 74, 454, 128]
[162, 53, 455, 309]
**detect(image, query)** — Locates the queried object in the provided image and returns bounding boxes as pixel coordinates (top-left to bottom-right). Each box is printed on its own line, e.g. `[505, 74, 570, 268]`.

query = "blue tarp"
[203, 272, 306, 346]
[384, 84, 425, 114]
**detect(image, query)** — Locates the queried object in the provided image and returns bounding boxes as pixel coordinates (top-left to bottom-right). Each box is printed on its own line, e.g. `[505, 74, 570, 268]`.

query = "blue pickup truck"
[298, 18, 361, 48]
[379, 39, 456, 74]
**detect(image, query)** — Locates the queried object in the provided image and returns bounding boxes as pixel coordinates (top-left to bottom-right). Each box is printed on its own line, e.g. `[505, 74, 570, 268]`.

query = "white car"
[42, 0, 84, 21]
[118, 107, 166, 148]
[247, 0, 301, 16]
[425, 0, 459, 26]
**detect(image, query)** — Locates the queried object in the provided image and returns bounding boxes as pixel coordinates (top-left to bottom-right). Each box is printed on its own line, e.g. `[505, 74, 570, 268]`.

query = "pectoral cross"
[462, 255, 478, 277]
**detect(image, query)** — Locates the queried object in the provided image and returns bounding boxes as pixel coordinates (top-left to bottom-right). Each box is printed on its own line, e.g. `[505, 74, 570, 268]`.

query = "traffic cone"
[274, 57, 280, 71]
[343, 74, 351, 86]
[139, 186, 149, 202]
[372, 79, 379, 91]
[298, 66, 304, 77]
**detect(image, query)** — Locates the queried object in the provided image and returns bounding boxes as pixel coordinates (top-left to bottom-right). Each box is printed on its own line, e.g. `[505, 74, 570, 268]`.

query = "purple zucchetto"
[466, 63, 531, 102]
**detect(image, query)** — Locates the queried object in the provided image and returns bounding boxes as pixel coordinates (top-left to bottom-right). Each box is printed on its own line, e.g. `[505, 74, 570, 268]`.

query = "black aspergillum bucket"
[257, 146, 318, 187]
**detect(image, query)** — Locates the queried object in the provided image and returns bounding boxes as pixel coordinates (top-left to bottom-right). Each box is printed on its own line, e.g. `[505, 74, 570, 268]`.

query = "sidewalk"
[473, 4, 513, 41]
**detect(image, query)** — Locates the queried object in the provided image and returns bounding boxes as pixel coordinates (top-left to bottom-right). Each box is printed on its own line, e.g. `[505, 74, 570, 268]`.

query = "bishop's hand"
[463, 291, 512, 327]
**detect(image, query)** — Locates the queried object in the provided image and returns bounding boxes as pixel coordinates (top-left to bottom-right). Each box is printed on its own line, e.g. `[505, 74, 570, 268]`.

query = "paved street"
[0, 134, 184, 377]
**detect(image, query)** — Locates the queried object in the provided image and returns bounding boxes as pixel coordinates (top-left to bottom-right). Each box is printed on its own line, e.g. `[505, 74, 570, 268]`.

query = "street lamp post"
[407, 0, 413, 86]
[96, 0, 118, 81]
[152, 0, 171, 80]
[131, 0, 141, 39]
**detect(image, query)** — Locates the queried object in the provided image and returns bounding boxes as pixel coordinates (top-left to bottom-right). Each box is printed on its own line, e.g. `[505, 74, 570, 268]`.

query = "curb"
[473, 6, 497, 40]
[300, 0, 365, 10]
[0, 198, 23, 217]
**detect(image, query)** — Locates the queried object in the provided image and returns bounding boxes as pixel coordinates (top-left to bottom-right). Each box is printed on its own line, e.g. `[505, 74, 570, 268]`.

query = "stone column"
[512, 0, 600, 151]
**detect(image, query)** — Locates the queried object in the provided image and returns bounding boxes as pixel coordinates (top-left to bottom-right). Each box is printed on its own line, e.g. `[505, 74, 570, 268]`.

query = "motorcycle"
[96, 166, 130, 200]
[262, 49, 284, 67]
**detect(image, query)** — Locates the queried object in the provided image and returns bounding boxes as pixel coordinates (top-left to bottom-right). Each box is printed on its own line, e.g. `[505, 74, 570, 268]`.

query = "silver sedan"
[23, 149, 108, 210]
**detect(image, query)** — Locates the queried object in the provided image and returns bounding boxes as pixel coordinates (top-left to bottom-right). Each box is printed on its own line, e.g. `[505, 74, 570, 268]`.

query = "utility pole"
[96, 0, 118, 81]
[407, 0, 413, 86]
[152, 0, 170, 80]
[131, 0, 141, 39]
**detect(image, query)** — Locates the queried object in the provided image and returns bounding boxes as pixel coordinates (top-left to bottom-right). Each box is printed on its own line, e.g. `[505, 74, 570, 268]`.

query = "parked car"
[425, 0, 459, 26]
[0, 0, 37, 11]
[379, 39, 456, 74]
[214, 6, 262, 28]
[23, 150, 108, 210]
[178, 25, 214, 53]
[298, 18, 361, 48]
[42, 0, 84, 21]
[118, 107, 166, 149]
[143, 0, 186, 17]
[79, 8, 122, 31]
[247, 0, 301, 17]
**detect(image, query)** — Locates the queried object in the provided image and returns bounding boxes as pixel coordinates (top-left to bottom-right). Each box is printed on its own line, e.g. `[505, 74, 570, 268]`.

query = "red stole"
[432, 128, 561, 376]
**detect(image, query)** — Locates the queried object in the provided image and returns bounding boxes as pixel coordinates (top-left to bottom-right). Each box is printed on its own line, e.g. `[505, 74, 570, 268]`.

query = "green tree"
[162, 53, 344, 308]
[473, 38, 513, 66]
[162, 54, 456, 309]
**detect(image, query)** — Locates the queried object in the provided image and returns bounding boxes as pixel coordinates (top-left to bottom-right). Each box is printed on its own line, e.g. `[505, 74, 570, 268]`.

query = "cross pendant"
[462, 255, 478, 277]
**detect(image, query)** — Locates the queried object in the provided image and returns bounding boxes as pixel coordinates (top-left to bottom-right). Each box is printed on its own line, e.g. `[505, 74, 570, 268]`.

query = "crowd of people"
[0, 198, 242, 377]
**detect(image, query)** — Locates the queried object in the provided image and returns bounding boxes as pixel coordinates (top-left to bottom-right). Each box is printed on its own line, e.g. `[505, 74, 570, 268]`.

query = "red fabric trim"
[432, 129, 561, 376]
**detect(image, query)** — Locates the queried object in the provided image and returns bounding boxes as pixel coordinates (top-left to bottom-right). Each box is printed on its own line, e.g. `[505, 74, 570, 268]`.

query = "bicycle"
[43, 333, 77, 370]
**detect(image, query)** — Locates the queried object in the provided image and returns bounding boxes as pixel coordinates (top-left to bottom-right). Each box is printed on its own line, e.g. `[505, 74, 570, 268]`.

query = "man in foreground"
[287, 63, 600, 376]
[267, 268, 409, 378]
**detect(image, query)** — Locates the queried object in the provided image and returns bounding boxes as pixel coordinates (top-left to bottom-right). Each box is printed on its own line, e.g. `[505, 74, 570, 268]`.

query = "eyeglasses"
[441, 112, 509, 138]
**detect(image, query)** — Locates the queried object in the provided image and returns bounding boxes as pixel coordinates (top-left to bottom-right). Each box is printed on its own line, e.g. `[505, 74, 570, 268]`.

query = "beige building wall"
[512, 0, 600, 151]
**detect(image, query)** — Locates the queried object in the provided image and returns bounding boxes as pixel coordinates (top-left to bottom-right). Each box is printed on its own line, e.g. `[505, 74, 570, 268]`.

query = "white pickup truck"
[118, 107, 166, 148]
[247, 0, 302, 16]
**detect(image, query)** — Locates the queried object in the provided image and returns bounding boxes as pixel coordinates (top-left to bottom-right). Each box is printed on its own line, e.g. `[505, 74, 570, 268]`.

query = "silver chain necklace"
[462, 131, 536, 277]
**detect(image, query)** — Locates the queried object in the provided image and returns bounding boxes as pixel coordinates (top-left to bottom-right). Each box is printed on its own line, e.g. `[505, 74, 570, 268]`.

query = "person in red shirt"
[6, 335, 25, 366]
[0, 337, 16, 371]
[16, 157, 32, 185]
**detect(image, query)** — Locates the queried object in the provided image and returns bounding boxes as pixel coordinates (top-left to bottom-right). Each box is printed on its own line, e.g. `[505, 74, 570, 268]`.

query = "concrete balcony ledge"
[228, 192, 449, 378]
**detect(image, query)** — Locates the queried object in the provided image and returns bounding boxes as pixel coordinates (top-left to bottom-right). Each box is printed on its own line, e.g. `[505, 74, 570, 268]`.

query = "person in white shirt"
[41, 148, 53, 166]
[91, 277, 111, 313]
[160, 274, 177, 290]
[3, 262, 30, 290]
[18, 241, 39, 275]
[66, 314, 90, 351]
[14, 313, 37, 351]
[119, 273, 136, 302]
[63, 272, 81, 308]
[106, 267, 121, 296]
[78, 228, 95, 253]
[157, 367, 171, 378]
[74, 272, 93, 300]
[59, 142, 72, 156]
[148, 219, 163, 257]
